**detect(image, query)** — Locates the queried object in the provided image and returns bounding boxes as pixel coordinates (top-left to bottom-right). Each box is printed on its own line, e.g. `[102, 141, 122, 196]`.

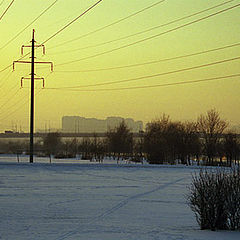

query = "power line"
[0, 87, 20, 110]
[49, 0, 166, 50]
[0, 0, 59, 51]
[0, 88, 42, 122]
[0, 62, 14, 74]
[0, 0, 104, 74]
[0, 48, 34, 74]
[0, 0, 14, 21]
[54, 42, 240, 73]
[0, 83, 19, 102]
[55, 3, 240, 67]
[0, 90, 28, 121]
[41, 0, 104, 46]
[0, 69, 12, 86]
[0, 98, 27, 122]
[51, 56, 240, 89]
[0, 89, 25, 113]
[50, 0, 235, 55]
[0, 42, 53, 74]
[45, 73, 240, 92]
[0, 71, 17, 100]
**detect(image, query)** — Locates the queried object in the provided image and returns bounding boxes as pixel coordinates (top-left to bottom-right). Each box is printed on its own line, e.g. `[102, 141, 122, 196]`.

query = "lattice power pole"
[13, 29, 53, 163]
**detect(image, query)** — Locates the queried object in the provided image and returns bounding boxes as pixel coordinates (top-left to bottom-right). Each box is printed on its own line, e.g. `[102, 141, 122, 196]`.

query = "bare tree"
[144, 115, 189, 164]
[144, 114, 170, 164]
[79, 137, 92, 160]
[107, 121, 133, 163]
[197, 109, 228, 165]
[91, 134, 106, 163]
[43, 132, 62, 162]
[179, 121, 201, 165]
[133, 134, 144, 164]
[61, 138, 78, 158]
[223, 132, 240, 166]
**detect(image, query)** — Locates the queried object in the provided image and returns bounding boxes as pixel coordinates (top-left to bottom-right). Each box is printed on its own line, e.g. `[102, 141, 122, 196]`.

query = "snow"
[0, 157, 240, 240]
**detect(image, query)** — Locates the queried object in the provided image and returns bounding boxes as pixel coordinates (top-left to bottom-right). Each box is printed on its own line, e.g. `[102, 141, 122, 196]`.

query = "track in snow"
[55, 177, 187, 240]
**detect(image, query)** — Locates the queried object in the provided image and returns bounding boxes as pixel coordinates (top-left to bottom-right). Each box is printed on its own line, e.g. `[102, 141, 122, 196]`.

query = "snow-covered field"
[0, 157, 240, 240]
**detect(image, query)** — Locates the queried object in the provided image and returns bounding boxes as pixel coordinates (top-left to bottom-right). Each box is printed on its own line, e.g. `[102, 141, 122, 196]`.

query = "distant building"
[62, 116, 143, 133]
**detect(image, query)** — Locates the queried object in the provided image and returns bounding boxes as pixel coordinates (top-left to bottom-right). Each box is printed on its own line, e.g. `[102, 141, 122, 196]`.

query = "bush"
[225, 169, 240, 230]
[188, 168, 240, 231]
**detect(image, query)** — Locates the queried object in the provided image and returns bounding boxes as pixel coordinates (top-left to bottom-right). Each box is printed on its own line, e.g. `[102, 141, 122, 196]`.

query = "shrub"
[188, 168, 240, 231]
[225, 169, 240, 230]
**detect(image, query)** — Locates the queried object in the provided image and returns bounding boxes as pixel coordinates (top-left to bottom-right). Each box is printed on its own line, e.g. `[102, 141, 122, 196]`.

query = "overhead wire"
[0, 51, 31, 74]
[0, 88, 42, 128]
[49, 0, 166, 49]
[45, 73, 240, 92]
[55, 42, 240, 73]
[1, 2, 239, 75]
[0, 0, 104, 74]
[0, 0, 60, 73]
[0, 0, 60, 51]
[50, 0, 235, 55]
[0, 83, 20, 101]
[0, 89, 29, 122]
[55, 3, 240, 67]
[0, 44, 52, 74]
[0, 87, 21, 110]
[0, 1, 239, 125]
[41, 0, 104, 46]
[1, 1, 239, 74]
[0, 0, 93, 128]
[0, 89, 26, 113]
[0, 0, 14, 21]
[0, 71, 18, 101]
[0, 69, 12, 87]
[50, 56, 240, 89]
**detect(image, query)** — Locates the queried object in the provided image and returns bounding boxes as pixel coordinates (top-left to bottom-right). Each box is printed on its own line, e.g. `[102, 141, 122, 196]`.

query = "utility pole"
[30, 29, 35, 163]
[13, 29, 53, 163]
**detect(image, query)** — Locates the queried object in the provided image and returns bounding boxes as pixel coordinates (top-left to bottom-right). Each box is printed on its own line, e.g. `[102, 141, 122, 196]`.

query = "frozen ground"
[0, 157, 240, 240]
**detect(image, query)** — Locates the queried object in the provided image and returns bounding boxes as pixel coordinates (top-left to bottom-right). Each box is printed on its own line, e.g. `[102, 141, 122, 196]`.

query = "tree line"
[0, 109, 239, 166]
[145, 109, 239, 166]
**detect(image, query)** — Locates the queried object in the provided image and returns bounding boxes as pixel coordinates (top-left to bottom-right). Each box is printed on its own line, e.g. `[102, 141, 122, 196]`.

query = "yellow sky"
[0, 0, 240, 132]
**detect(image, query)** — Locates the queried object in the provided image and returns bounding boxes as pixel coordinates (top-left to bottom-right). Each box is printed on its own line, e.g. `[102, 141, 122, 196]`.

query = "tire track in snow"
[93, 177, 187, 220]
[55, 176, 187, 240]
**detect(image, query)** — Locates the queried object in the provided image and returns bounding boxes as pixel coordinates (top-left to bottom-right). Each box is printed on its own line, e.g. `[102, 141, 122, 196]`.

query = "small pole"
[30, 29, 35, 163]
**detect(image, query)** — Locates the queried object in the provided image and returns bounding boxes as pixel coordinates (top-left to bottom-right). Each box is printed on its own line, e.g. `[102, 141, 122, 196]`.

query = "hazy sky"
[0, 0, 239, 132]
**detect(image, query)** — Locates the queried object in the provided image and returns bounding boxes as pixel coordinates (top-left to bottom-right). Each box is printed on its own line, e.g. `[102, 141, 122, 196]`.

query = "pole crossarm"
[21, 77, 45, 88]
[13, 60, 31, 71]
[21, 44, 45, 55]
[13, 60, 53, 71]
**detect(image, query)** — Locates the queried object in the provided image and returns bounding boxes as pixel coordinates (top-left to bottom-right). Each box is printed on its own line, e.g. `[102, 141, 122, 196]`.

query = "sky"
[0, 0, 240, 132]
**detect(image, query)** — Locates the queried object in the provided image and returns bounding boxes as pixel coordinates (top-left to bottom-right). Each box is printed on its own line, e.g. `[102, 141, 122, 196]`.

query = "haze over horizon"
[0, 0, 239, 132]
